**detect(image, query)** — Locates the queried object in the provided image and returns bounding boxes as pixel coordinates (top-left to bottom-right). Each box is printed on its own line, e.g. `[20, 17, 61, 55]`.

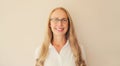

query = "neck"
[52, 35, 67, 46]
[52, 35, 67, 53]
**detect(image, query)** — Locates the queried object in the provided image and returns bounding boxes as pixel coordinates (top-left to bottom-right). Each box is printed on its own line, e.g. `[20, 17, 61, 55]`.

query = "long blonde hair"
[36, 7, 86, 66]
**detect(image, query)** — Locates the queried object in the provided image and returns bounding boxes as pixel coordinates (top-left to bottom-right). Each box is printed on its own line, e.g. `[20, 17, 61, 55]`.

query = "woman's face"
[50, 9, 68, 37]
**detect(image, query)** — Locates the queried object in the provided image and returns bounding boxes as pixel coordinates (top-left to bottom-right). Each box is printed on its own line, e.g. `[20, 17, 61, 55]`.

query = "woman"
[35, 7, 87, 66]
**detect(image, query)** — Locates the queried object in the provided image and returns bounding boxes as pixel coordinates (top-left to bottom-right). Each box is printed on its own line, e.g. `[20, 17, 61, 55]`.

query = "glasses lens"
[50, 18, 68, 23]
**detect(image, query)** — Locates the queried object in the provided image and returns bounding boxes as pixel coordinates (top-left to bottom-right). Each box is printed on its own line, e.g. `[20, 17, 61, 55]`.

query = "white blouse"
[34, 40, 87, 66]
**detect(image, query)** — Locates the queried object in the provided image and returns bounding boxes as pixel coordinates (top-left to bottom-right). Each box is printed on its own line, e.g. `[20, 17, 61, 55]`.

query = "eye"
[62, 19, 68, 22]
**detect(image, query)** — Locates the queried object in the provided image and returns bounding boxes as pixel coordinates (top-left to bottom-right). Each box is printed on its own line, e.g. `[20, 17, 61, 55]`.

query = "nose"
[57, 20, 63, 26]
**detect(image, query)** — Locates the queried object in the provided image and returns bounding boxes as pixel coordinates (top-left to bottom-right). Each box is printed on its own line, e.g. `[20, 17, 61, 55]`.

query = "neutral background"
[0, 0, 120, 66]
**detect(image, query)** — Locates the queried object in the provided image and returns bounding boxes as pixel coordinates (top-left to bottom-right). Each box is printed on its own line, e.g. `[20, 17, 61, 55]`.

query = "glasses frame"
[50, 18, 68, 24]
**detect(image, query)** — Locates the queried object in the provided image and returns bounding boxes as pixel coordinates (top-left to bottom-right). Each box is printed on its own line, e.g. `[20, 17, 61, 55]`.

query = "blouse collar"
[49, 40, 69, 49]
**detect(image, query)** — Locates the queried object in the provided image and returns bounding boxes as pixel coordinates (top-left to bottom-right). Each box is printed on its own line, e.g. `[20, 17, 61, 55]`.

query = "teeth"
[56, 28, 64, 31]
[58, 28, 63, 30]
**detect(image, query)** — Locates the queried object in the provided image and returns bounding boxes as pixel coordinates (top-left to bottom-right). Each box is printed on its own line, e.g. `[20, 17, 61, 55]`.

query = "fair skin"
[50, 9, 68, 53]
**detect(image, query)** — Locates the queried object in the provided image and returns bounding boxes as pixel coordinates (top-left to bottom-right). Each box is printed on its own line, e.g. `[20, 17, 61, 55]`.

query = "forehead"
[50, 9, 68, 18]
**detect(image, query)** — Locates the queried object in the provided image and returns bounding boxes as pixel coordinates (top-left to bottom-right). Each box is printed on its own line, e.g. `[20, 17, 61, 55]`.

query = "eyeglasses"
[50, 18, 68, 23]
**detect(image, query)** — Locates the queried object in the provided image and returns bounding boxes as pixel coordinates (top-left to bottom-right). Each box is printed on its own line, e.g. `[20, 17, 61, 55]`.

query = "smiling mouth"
[55, 28, 64, 32]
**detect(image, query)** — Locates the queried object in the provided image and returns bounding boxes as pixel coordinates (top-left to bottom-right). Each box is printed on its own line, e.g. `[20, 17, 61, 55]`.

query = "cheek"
[50, 23, 56, 32]
[65, 23, 69, 29]
[50, 23, 55, 28]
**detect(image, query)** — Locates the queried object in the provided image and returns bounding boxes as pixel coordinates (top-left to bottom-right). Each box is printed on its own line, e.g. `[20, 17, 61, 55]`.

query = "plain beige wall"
[0, 0, 120, 66]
